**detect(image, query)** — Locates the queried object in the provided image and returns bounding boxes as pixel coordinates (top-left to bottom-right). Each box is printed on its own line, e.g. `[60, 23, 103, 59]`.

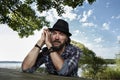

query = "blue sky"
[0, 0, 120, 61]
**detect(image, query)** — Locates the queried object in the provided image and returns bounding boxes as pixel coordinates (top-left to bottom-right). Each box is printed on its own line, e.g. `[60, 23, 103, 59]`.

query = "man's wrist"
[48, 47, 56, 53]
[36, 39, 45, 49]
[35, 44, 41, 50]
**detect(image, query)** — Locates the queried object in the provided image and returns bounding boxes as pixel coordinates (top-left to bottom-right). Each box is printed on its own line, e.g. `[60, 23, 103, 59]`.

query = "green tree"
[81, 50, 107, 79]
[115, 52, 120, 71]
[97, 52, 120, 79]
[0, 0, 96, 38]
[71, 40, 107, 79]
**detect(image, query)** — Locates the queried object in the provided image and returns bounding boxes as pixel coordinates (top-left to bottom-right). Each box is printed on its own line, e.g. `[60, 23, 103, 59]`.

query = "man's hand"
[36, 28, 46, 48]
[44, 29, 52, 49]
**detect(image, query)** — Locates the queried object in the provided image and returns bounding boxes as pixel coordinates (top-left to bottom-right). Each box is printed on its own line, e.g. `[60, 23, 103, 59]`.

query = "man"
[22, 19, 82, 76]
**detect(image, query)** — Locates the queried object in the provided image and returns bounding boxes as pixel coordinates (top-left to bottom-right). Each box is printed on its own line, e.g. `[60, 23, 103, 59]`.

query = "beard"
[52, 40, 66, 51]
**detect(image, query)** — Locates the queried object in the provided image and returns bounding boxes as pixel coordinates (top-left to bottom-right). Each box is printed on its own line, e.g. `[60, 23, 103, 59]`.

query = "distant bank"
[0, 61, 22, 69]
[0, 61, 22, 63]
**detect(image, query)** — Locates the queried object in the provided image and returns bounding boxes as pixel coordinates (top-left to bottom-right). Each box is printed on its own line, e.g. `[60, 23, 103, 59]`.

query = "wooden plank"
[0, 68, 91, 80]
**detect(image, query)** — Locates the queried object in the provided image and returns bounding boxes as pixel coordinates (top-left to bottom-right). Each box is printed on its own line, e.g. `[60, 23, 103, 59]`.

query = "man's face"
[50, 30, 68, 51]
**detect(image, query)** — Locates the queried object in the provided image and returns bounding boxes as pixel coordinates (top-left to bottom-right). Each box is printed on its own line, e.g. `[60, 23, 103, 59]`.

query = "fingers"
[43, 28, 52, 48]
[44, 29, 51, 42]
[40, 30, 45, 41]
[38, 28, 52, 48]
[37, 28, 51, 49]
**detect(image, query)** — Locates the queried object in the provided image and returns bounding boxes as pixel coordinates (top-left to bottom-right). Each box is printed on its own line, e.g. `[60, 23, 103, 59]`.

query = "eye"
[60, 32, 65, 36]
[51, 31, 56, 35]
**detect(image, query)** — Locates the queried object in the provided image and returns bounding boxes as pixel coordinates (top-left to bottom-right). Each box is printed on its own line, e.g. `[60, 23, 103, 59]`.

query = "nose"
[55, 34, 59, 40]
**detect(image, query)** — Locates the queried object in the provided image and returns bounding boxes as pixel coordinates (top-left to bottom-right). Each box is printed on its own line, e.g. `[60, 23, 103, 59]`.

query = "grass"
[96, 67, 120, 80]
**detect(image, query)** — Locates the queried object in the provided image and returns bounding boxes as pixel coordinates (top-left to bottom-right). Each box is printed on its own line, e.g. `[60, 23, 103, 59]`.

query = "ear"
[65, 36, 68, 42]
[65, 37, 69, 44]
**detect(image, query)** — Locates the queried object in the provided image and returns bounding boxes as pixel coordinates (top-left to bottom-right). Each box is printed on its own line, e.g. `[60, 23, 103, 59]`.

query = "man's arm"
[21, 40, 44, 71]
[21, 29, 46, 71]
[50, 52, 64, 71]
[57, 47, 82, 76]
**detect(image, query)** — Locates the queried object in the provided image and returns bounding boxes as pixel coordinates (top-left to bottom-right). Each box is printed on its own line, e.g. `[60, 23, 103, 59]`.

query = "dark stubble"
[52, 40, 66, 51]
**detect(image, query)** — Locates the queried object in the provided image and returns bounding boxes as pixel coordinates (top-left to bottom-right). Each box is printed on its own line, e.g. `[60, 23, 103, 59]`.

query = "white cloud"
[39, 8, 61, 22]
[39, 5, 77, 22]
[93, 16, 96, 20]
[0, 24, 43, 61]
[106, 2, 110, 8]
[79, 10, 96, 27]
[62, 6, 77, 21]
[79, 12, 87, 22]
[111, 15, 120, 19]
[82, 22, 96, 27]
[117, 36, 120, 40]
[30, 2, 60, 22]
[46, 9, 61, 22]
[102, 22, 110, 30]
[116, 15, 120, 19]
[111, 16, 114, 19]
[80, 41, 117, 59]
[0, 24, 18, 35]
[73, 30, 80, 36]
[73, 35, 118, 59]
[117, 36, 120, 43]
[79, 10, 93, 23]
[94, 37, 103, 43]
[87, 10, 93, 16]
[93, 47, 117, 59]
[77, 15, 81, 20]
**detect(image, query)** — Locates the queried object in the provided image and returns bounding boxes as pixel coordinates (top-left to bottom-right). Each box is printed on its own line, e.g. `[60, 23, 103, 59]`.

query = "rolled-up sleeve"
[57, 48, 82, 76]
[57, 60, 69, 75]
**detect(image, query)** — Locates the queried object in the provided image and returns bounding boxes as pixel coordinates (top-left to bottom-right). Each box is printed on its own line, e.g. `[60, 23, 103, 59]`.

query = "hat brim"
[49, 28, 72, 36]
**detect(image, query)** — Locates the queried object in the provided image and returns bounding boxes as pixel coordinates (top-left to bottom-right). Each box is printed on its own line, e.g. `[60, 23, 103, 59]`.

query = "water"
[0, 62, 22, 69]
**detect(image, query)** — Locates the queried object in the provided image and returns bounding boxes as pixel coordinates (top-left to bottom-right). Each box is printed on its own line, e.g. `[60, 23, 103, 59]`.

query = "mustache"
[53, 40, 61, 43]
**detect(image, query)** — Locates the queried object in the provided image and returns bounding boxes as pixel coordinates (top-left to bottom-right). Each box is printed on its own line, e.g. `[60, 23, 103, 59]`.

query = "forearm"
[22, 47, 40, 70]
[22, 40, 44, 71]
[50, 52, 64, 71]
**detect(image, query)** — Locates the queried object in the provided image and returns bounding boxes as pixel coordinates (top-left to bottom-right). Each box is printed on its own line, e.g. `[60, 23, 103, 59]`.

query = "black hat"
[49, 19, 72, 36]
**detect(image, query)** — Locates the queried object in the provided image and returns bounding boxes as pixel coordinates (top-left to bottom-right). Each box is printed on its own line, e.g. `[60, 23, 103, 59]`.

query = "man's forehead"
[51, 30, 68, 36]
[51, 30, 64, 34]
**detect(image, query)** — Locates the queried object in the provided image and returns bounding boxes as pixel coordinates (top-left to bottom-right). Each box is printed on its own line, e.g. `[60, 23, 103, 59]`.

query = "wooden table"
[0, 68, 91, 80]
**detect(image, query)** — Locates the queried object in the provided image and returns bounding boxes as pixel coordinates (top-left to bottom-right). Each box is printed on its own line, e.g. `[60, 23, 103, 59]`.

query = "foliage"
[97, 67, 120, 80]
[95, 52, 120, 79]
[71, 40, 107, 79]
[0, 0, 49, 37]
[36, 67, 47, 73]
[105, 59, 115, 64]
[81, 53, 107, 79]
[71, 40, 85, 51]
[0, 0, 96, 38]
[115, 53, 120, 69]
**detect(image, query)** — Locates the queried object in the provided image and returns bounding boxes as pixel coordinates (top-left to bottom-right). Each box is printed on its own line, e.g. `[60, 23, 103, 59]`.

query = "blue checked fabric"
[24, 44, 82, 76]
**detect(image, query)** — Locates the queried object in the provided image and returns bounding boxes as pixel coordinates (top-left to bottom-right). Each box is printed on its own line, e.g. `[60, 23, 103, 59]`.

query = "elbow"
[57, 68, 77, 76]
[58, 72, 69, 76]
[21, 64, 27, 72]
[57, 61, 70, 76]
[21, 67, 27, 72]
[21, 63, 35, 73]
[57, 66, 70, 76]
[21, 63, 29, 72]
[57, 62, 77, 76]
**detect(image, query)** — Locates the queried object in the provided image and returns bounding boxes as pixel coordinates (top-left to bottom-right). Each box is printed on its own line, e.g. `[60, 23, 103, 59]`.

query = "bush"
[36, 67, 47, 73]
[97, 67, 120, 80]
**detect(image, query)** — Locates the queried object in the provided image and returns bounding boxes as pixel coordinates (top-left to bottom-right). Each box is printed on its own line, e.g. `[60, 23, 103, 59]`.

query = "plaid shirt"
[24, 44, 82, 76]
